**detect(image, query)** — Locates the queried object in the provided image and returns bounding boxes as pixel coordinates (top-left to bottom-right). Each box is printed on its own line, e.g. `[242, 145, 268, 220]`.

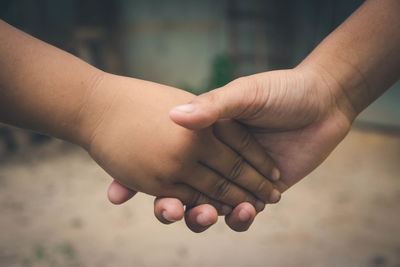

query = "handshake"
[93, 69, 352, 232]
[1, 0, 398, 233]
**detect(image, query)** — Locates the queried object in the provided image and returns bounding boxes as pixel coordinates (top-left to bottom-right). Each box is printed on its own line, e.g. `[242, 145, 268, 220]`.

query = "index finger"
[213, 119, 280, 182]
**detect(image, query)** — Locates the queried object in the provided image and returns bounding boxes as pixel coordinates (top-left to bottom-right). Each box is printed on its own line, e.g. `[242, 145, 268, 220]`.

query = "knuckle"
[229, 156, 245, 181]
[214, 179, 231, 200]
[230, 76, 258, 93]
[202, 91, 218, 105]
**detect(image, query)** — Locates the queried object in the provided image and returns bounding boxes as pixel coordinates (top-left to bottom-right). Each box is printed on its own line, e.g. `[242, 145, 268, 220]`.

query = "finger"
[202, 140, 281, 204]
[184, 164, 265, 212]
[107, 179, 137, 205]
[170, 184, 233, 215]
[184, 204, 218, 233]
[213, 119, 280, 182]
[154, 197, 185, 224]
[169, 76, 258, 130]
[225, 202, 257, 232]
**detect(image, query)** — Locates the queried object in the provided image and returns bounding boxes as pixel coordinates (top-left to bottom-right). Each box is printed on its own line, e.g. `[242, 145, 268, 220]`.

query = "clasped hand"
[83, 74, 283, 224]
[106, 67, 353, 232]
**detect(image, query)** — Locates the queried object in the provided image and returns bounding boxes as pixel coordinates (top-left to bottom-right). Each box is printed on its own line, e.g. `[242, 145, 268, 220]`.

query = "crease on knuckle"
[230, 76, 261, 117]
[214, 179, 231, 200]
[229, 156, 245, 181]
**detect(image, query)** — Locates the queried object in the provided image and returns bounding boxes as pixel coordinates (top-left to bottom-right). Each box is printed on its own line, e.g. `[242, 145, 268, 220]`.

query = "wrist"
[71, 70, 113, 150]
[297, 55, 370, 123]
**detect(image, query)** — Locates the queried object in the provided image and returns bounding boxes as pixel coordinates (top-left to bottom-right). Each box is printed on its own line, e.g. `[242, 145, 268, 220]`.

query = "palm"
[232, 69, 351, 191]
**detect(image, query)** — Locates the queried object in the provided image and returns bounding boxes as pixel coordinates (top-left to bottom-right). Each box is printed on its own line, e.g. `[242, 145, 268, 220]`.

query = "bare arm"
[0, 19, 102, 146]
[149, 0, 400, 232]
[0, 19, 281, 214]
[300, 0, 400, 121]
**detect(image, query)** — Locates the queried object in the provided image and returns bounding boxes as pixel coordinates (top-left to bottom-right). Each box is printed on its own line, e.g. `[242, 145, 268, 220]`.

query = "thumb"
[170, 77, 255, 130]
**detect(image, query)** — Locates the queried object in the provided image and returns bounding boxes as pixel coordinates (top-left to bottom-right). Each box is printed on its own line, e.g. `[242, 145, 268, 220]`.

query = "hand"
[162, 65, 355, 230]
[82, 73, 281, 212]
[109, 65, 353, 231]
[108, 180, 258, 232]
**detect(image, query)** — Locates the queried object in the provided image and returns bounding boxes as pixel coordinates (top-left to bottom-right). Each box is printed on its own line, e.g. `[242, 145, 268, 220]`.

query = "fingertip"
[169, 104, 217, 131]
[269, 189, 281, 204]
[184, 204, 218, 233]
[270, 168, 281, 181]
[161, 209, 183, 223]
[238, 208, 251, 222]
[225, 202, 256, 232]
[237, 203, 256, 221]
[195, 206, 218, 227]
[154, 198, 185, 224]
[107, 180, 137, 205]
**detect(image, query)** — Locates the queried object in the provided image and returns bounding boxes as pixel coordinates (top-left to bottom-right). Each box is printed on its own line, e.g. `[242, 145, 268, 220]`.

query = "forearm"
[299, 0, 400, 121]
[0, 20, 104, 146]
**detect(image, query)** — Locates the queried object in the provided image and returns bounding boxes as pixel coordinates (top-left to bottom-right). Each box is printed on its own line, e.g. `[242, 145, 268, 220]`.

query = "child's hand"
[78, 73, 281, 211]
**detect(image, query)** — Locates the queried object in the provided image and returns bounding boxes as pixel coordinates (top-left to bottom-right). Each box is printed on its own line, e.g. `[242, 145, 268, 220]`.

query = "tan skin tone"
[0, 20, 283, 215]
[86, 74, 283, 210]
[110, 0, 400, 232]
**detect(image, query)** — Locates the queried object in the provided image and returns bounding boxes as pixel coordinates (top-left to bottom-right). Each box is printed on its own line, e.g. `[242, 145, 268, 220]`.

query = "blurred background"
[0, 1, 399, 267]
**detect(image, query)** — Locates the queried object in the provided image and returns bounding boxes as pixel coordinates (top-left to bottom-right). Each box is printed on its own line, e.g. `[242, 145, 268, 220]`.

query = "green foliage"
[58, 242, 76, 260]
[25, 241, 79, 267]
[208, 54, 236, 91]
[33, 244, 46, 260]
[179, 54, 236, 95]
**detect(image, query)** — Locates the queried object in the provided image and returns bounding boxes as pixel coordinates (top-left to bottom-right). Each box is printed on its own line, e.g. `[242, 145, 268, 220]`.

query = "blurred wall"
[0, 0, 399, 127]
[118, 0, 229, 92]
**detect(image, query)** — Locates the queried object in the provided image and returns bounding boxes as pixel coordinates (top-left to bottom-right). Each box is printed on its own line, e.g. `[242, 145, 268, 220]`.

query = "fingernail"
[238, 209, 251, 222]
[172, 104, 195, 113]
[221, 205, 232, 215]
[162, 210, 177, 222]
[271, 168, 280, 181]
[255, 200, 265, 213]
[269, 189, 281, 203]
[196, 213, 212, 227]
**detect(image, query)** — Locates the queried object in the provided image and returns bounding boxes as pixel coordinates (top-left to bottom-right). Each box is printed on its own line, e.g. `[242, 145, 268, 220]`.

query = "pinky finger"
[154, 197, 185, 224]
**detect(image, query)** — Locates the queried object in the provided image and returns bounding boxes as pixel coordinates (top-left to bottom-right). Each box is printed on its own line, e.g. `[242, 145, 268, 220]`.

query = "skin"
[86, 74, 283, 209]
[0, 20, 283, 213]
[110, 0, 400, 232]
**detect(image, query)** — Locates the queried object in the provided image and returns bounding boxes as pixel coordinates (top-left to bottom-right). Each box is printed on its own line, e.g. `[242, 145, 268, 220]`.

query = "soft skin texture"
[110, 0, 400, 232]
[85, 73, 282, 209]
[0, 20, 282, 213]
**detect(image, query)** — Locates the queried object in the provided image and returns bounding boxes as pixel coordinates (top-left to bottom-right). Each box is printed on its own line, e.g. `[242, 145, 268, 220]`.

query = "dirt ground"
[0, 127, 399, 267]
